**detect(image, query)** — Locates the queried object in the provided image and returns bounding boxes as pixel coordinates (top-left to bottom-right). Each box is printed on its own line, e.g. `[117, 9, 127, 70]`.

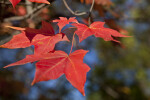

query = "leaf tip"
[3, 65, 9, 68]
[47, 2, 50, 4]
[80, 88, 85, 96]
[83, 93, 85, 96]
[31, 81, 35, 86]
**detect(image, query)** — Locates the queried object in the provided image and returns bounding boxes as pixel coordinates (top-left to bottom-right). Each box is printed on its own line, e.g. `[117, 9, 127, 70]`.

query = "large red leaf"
[53, 17, 78, 32]
[32, 50, 90, 96]
[4, 49, 90, 96]
[72, 21, 130, 42]
[9, 0, 50, 8]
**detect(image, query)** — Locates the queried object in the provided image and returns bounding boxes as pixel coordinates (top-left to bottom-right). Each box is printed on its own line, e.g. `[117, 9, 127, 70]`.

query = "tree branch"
[4, 4, 49, 22]
[89, 0, 95, 12]
[88, 0, 95, 25]
[63, 0, 87, 16]
[0, 1, 33, 6]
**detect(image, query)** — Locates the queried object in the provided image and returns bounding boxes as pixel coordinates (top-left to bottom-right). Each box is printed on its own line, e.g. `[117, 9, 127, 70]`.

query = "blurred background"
[0, 0, 150, 100]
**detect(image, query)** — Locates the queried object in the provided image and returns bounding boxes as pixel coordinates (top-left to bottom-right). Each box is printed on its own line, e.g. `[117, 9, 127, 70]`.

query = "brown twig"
[63, 0, 87, 16]
[70, 32, 75, 54]
[88, 0, 95, 25]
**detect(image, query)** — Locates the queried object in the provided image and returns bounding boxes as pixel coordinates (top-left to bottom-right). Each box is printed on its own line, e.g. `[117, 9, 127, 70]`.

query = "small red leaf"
[32, 33, 69, 54]
[28, 0, 50, 4]
[25, 21, 55, 42]
[9, 0, 21, 8]
[53, 17, 78, 32]
[9, 0, 50, 8]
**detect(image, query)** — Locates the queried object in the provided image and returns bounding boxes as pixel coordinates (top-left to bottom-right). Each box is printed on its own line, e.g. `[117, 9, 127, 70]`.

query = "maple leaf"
[9, 0, 21, 8]
[28, 0, 50, 4]
[4, 53, 52, 68]
[1, 22, 69, 54]
[5, 21, 55, 42]
[72, 21, 130, 42]
[25, 21, 55, 42]
[0, 31, 68, 54]
[33, 50, 90, 96]
[0, 31, 31, 49]
[32, 33, 69, 54]
[53, 17, 78, 32]
[4, 49, 90, 96]
[9, 0, 50, 8]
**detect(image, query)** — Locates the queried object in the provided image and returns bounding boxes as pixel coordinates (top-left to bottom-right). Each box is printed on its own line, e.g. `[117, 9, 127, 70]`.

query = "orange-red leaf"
[53, 17, 78, 32]
[32, 33, 69, 54]
[72, 21, 130, 42]
[28, 0, 50, 4]
[0, 31, 31, 49]
[9, 0, 50, 8]
[4, 53, 52, 68]
[0, 31, 69, 54]
[33, 50, 90, 96]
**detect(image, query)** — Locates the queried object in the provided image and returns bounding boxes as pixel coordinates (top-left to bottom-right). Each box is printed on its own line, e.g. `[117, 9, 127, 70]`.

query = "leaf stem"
[61, 27, 76, 33]
[70, 32, 75, 54]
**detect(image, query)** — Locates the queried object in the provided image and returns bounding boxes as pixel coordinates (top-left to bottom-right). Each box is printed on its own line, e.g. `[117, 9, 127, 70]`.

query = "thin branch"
[26, 0, 33, 14]
[89, 0, 95, 12]
[63, 0, 75, 15]
[63, 0, 87, 16]
[88, 0, 95, 25]
[0, 1, 33, 6]
[30, 4, 50, 19]
[4, 4, 49, 22]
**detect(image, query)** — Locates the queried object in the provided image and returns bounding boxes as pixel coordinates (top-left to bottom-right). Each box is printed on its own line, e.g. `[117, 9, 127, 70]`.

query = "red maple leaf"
[4, 49, 90, 96]
[9, 0, 50, 8]
[1, 21, 69, 54]
[25, 21, 55, 42]
[32, 33, 69, 54]
[5, 21, 55, 42]
[72, 21, 130, 42]
[53, 17, 78, 32]
[4, 53, 52, 68]
[0, 32, 68, 54]
[0, 31, 31, 49]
